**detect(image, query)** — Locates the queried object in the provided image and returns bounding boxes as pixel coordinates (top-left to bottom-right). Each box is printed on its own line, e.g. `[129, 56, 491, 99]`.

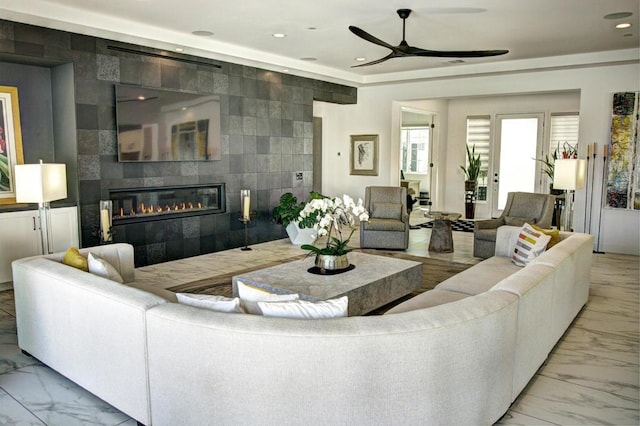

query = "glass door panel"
[493, 114, 543, 217]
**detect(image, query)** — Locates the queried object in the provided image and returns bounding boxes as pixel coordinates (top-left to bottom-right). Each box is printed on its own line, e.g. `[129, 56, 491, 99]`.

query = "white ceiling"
[1, 0, 638, 85]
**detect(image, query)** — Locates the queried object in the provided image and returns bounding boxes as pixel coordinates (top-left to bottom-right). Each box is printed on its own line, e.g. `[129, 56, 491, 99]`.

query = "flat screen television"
[115, 84, 221, 162]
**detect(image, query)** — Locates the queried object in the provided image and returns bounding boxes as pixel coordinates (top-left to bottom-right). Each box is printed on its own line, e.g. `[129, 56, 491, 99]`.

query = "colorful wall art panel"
[606, 92, 639, 209]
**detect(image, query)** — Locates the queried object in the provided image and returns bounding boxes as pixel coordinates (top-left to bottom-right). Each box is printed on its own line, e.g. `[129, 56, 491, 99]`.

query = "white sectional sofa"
[12, 229, 593, 426]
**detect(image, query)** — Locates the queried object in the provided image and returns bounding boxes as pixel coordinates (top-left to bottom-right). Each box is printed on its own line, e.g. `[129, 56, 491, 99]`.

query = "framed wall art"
[0, 86, 25, 205]
[350, 134, 379, 176]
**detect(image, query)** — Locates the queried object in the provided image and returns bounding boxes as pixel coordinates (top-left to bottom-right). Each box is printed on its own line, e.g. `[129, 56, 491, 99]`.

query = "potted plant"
[273, 192, 323, 245]
[534, 143, 577, 195]
[460, 144, 482, 218]
[298, 194, 369, 272]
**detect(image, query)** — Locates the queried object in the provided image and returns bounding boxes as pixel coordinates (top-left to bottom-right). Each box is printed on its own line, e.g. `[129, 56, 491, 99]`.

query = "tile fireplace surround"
[0, 18, 358, 268]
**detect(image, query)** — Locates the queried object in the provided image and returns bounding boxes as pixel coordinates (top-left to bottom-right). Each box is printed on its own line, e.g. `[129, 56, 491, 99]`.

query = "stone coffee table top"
[232, 251, 422, 316]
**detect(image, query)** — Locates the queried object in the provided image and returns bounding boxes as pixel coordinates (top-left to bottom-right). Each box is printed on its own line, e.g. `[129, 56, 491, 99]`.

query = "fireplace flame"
[114, 200, 210, 219]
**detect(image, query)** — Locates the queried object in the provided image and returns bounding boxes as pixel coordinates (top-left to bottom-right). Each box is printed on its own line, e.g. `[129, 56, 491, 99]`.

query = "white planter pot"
[285, 222, 317, 245]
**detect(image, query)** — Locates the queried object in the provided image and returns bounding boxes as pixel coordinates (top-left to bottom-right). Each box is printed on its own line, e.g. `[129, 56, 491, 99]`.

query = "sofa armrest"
[44, 243, 136, 283]
[474, 218, 504, 230]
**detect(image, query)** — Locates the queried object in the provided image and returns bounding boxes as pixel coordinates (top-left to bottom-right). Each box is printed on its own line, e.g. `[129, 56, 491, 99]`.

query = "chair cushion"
[504, 216, 536, 226]
[372, 202, 402, 219]
[363, 218, 406, 232]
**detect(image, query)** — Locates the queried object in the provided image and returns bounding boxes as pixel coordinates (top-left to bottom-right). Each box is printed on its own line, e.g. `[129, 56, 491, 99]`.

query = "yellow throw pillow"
[531, 224, 560, 249]
[62, 247, 89, 272]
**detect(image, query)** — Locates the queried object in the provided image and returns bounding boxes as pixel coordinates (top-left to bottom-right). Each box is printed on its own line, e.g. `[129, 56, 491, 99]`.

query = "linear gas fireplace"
[110, 183, 225, 224]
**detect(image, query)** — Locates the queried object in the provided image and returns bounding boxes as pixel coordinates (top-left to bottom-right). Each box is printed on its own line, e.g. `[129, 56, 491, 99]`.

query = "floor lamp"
[15, 161, 67, 254]
[553, 159, 586, 232]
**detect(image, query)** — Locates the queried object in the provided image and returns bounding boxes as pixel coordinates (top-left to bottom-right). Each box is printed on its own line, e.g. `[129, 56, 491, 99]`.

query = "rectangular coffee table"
[232, 252, 422, 316]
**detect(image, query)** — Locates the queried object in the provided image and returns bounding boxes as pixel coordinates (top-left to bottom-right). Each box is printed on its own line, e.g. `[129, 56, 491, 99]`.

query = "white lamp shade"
[553, 159, 586, 190]
[15, 163, 67, 203]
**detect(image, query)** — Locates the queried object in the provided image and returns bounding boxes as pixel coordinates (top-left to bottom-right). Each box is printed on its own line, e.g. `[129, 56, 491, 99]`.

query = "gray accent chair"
[473, 192, 556, 258]
[360, 186, 410, 250]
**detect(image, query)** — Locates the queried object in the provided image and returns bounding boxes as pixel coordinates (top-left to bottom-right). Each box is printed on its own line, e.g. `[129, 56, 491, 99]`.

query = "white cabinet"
[0, 206, 79, 283]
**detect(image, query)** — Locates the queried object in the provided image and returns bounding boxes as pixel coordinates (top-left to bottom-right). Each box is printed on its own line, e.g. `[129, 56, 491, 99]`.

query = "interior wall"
[0, 62, 55, 163]
[319, 62, 640, 255]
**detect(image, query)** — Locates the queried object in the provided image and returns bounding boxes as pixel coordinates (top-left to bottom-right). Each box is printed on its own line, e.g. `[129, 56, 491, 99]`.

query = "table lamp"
[15, 161, 67, 254]
[553, 159, 586, 231]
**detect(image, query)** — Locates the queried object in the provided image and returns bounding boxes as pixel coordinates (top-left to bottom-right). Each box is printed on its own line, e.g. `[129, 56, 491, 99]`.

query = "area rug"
[418, 219, 475, 233]
[166, 251, 472, 315]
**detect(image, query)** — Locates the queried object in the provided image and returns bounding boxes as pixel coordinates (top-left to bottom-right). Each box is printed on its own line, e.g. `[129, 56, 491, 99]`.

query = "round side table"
[426, 211, 461, 253]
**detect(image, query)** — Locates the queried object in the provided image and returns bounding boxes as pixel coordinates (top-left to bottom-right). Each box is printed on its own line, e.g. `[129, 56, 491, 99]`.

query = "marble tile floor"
[0, 228, 637, 425]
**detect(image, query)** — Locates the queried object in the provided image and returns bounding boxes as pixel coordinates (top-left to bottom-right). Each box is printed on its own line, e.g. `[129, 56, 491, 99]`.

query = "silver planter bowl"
[315, 254, 350, 271]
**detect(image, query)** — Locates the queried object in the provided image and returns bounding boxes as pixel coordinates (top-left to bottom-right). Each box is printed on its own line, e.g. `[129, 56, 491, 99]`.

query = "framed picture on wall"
[350, 134, 379, 176]
[0, 86, 25, 205]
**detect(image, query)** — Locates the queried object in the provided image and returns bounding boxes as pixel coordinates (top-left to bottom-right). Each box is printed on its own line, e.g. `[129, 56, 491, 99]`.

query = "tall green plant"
[460, 144, 481, 181]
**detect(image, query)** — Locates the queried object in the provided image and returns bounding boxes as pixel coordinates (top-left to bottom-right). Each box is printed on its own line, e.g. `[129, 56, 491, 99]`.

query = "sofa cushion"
[176, 293, 244, 313]
[512, 223, 551, 267]
[88, 252, 124, 283]
[504, 216, 536, 226]
[258, 296, 348, 319]
[236, 280, 299, 315]
[372, 202, 402, 219]
[62, 247, 89, 272]
[363, 218, 406, 232]
[531, 224, 560, 249]
[436, 256, 520, 295]
[384, 289, 470, 314]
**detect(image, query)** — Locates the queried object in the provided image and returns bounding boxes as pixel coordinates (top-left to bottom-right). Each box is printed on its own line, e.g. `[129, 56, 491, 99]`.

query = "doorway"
[400, 108, 435, 212]
[492, 114, 544, 217]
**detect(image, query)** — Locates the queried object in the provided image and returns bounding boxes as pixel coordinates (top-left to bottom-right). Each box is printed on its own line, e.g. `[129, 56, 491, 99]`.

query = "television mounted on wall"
[115, 84, 221, 162]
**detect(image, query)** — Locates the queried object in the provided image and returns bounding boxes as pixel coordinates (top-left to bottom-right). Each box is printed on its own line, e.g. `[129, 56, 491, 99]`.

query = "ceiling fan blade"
[406, 46, 509, 58]
[351, 53, 398, 68]
[348, 26, 397, 51]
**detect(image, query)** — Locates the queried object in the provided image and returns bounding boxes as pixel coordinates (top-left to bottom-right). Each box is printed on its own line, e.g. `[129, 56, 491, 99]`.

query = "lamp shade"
[15, 163, 67, 203]
[553, 159, 586, 191]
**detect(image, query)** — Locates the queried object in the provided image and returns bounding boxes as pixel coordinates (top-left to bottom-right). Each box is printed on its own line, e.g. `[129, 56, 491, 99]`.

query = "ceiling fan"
[348, 9, 508, 67]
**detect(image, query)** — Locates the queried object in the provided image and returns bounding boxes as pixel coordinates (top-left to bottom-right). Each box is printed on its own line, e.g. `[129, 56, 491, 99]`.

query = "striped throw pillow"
[512, 223, 552, 267]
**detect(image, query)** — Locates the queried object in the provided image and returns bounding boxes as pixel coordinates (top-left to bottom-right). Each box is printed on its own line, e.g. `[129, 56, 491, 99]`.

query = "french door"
[491, 114, 544, 217]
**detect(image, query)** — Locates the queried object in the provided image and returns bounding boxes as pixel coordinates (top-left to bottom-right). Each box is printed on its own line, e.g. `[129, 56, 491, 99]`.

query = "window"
[549, 113, 579, 155]
[400, 127, 430, 173]
[465, 116, 491, 201]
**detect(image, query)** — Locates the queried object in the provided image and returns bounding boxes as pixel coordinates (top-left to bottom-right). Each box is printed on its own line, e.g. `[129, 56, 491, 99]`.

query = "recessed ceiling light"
[272, 33, 286, 38]
[355, 57, 366, 62]
[137, 96, 146, 100]
[175, 48, 184, 52]
[192, 30, 214, 36]
[604, 12, 633, 20]
[283, 69, 290, 73]
[616, 22, 632, 29]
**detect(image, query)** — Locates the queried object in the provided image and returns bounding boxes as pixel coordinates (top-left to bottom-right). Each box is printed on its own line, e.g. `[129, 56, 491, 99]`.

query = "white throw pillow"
[512, 223, 552, 267]
[236, 280, 299, 315]
[176, 293, 244, 313]
[259, 296, 349, 319]
[88, 252, 124, 283]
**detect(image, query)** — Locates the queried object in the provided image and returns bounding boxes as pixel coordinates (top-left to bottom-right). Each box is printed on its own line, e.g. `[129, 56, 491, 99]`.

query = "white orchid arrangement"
[298, 194, 369, 256]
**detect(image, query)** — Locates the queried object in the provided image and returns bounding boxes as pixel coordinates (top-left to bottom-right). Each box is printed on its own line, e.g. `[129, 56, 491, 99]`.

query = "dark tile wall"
[0, 19, 357, 266]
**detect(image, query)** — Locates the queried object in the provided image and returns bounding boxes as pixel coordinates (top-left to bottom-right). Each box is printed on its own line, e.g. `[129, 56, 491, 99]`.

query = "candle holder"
[99, 200, 113, 244]
[239, 189, 252, 251]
